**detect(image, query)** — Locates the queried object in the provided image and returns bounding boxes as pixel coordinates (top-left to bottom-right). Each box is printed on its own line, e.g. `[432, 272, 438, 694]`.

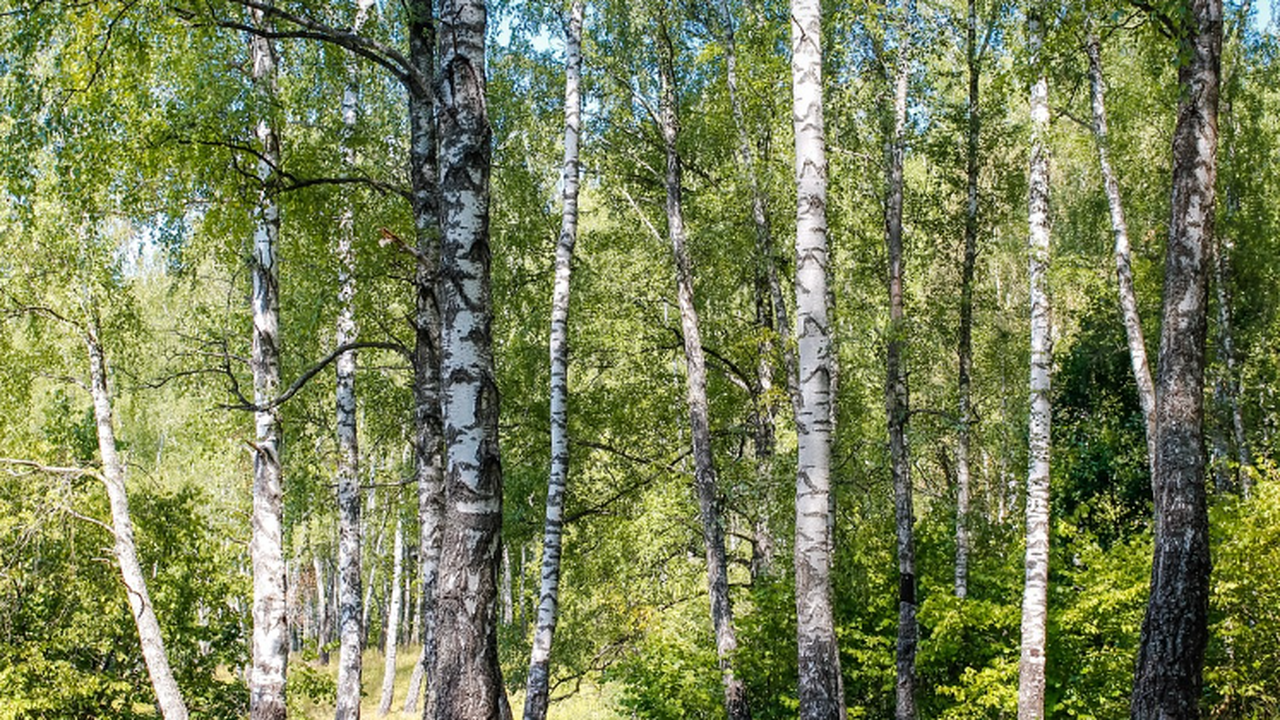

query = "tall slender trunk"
[653, 22, 751, 720]
[429, 0, 509, 717]
[954, 0, 979, 602]
[1130, 0, 1220, 715]
[333, 6, 374, 719]
[378, 519, 405, 715]
[1017, 10, 1052, 720]
[790, 0, 844, 716]
[524, 3, 583, 718]
[1213, 229, 1250, 495]
[882, 13, 916, 718]
[86, 330, 189, 720]
[313, 554, 331, 666]
[720, 0, 781, 579]
[403, 0, 444, 713]
[1085, 28, 1158, 478]
[248, 4, 287, 716]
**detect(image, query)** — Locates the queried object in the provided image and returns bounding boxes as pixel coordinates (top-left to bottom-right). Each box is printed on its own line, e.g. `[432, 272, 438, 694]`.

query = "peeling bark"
[790, 0, 844, 716]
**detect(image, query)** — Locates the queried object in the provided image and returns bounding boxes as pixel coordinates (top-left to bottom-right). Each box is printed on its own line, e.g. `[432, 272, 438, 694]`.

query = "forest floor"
[292, 647, 622, 719]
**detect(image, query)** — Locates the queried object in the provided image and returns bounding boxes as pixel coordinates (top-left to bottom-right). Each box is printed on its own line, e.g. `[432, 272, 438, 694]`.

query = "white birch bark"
[313, 553, 331, 665]
[882, 13, 917, 717]
[654, 19, 750, 720]
[1131, 0, 1220, 713]
[1017, 10, 1051, 720]
[429, 0, 510, 716]
[377, 519, 405, 715]
[333, 2, 376, 716]
[248, 4, 287, 716]
[1085, 28, 1158, 478]
[954, 0, 979, 601]
[522, 10, 584, 717]
[86, 330, 189, 720]
[403, 0, 446, 713]
[790, 1, 844, 716]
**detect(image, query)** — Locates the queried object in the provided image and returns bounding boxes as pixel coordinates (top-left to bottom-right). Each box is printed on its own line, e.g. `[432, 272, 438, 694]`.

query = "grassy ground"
[294, 647, 621, 720]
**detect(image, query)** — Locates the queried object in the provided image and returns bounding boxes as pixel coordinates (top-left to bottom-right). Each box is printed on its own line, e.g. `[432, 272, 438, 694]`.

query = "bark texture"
[954, 0, 979, 601]
[378, 519, 405, 715]
[655, 20, 751, 720]
[1086, 28, 1158, 478]
[86, 331, 189, 720]
[1130, 0, 1221, 715]
[333, 6, 374, 718]
[883, 18, 917, 719]
[523, 3, 583, 718]
[404, 0, 445, 713]
[1017, 11, 1052, 720]
[790, 0, 844, 716]
[429, 0, 510, 717]
[248, 4, 287, 716]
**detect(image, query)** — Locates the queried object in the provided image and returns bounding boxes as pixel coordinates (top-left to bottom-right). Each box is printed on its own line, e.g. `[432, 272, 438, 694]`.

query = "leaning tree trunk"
[333, 4, 375, 718]
[954, 0, 979, 602]
[428, 0, 509, 717]
[402, 0, 445, 713]
[1130, 0, 1221, 716]
[523, 2, 583, 718]
[882, 15, 917, 719]
[86, 330, 189, 720]
[1017, 9, 1052, 720]
[655, 19, 751, 720]
[248, 4, 287, 717]
[790, 0, 844, 717]
[378, 519, 405, 715]
[1086, 27, 1158, 478]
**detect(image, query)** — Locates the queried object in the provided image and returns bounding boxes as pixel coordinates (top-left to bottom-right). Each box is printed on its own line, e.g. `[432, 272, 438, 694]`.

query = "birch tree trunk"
[654, 20, 751, 720]
[86, 330, 189, 720]
[429, 0, 510, 716]
[378, 519, 405, 715]
[790, 0, 844, 716]
[1086, 28, 1158, 478]
[334, 6, 374, 719]
[1213, 230, 1250, 495]
[1130, 0, 1220, 715]
[1017, 10, 1052, 720]
[403, 0, 445, 712]
[313, 554, 331, 666]
[248, 4, 287, 716]
[882, 16, 917, 718]
[954, 0, 979, 601]
[524, 3, 583, 717]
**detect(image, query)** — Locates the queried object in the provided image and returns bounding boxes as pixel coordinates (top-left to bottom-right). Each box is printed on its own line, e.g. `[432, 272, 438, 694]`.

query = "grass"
[293, 647, 622, 720]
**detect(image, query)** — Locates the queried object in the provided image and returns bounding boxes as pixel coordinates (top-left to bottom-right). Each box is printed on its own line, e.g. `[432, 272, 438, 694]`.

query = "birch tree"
[247, 3, 288, 716]
[1130, 0, 1221, 714]
[790, 0, 844, 715]
[524, 2, 585, 718]
[86, 321, 190, 720]
[1017, 7, 1052, 720]
[653, 16, 751, 720]
[1085, 25, 1157, 477]
[428, 0, 510, 715]
[377, 518, 405, 715]
[882, 7, 918, 717]
[334, 3, 376, 718]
